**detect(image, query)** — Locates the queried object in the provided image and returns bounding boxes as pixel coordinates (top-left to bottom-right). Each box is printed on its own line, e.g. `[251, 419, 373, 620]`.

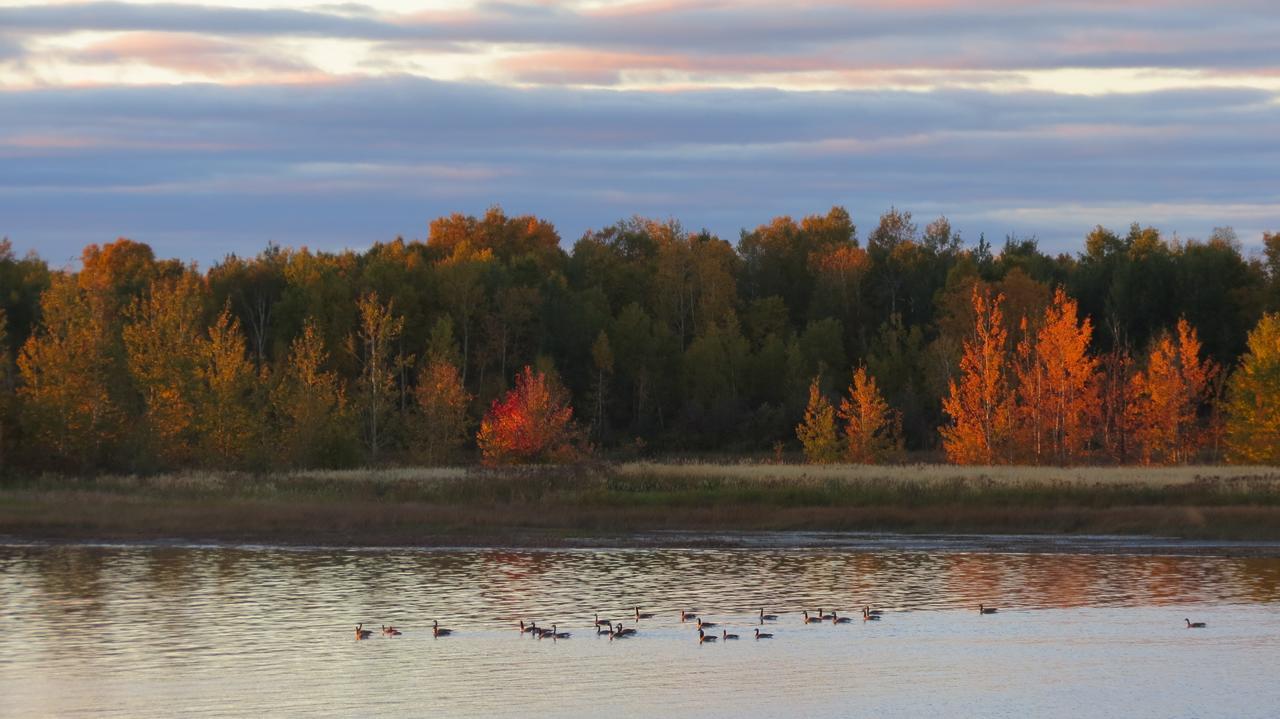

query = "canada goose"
[594, 613, 612, 627]
[596, 625, 613, 636]
[433, 620, 453, 637]
[697, 618, 718, 629]
[614, 623, 636, 637]
[831, 611, 852, 624]
[550, 624, 571, 639]
[755, 628, 773, 639]
[759, 608, 778, 622]
[681, 610, 698, 622]
[818, 608, 834, 620]
[381, 624, 402, 637]
[979, 604, 998, 614]
[635, 607, 654, 621]
[864, 606, 883, 616]
[355, 624, 373, 640]
[698, 629, 717, 643]
[1186, 619, 1206, 628]
[519, 620, 538, 635]
[722, 630, 740, 640]
[862, 608, 881, 621]
[803, 611, 823, 624]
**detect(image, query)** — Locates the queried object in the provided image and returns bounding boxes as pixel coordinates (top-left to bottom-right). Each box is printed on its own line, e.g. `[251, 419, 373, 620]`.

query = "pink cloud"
[75, 32, 316, 79]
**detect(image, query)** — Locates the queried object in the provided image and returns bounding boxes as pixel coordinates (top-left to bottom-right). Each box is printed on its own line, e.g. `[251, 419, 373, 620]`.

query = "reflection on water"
[2, 542, 1279, 718]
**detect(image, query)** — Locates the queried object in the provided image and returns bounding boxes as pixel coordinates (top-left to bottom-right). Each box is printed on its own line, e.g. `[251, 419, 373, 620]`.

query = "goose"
[831, 611, 852, 624]
[614, 623, 637, 637]
[635, 607, 654, 621]
[698, 629, 717, 643]
[864, 606, 884, 616]
[536, 626, 556, 639]
[802, 611, 824, 625]
[754, 628, 773, 639]
[759, 608, 778, 622]
[355, 624, 373, 640]
[550, 624, 571, 639]
[381, 624, 402, 637]
[432, 620, 453, 637]
[696, 618, 718, 629]
[722, 630, 740, 640]
[862, 608, 881, 621]
[979, 604, 998, 615]
[681, 610, 698, 623]
[596, 625, 613, 636]
[1185, 619, 1206, 629]
[818, 608, 834, 620]
[594, 613, 612, 628]
[519, 620, 538, 635]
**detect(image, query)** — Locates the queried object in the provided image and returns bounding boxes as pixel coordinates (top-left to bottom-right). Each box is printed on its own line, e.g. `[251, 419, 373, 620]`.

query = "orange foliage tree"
[838, 366, 899, 463]
[477, 365, 581, 464]
[1012, 288, 1099, 464]
[941, 287, 1013, 464]
[1128, 318, 1218, 464]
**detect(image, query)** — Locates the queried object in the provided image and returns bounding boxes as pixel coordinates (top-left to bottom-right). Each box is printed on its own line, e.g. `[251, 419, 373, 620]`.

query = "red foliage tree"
[477, 366, 582, 464]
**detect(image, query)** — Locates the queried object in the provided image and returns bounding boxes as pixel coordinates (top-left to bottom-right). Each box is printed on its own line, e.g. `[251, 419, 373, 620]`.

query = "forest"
[1, 205, 1278, 473]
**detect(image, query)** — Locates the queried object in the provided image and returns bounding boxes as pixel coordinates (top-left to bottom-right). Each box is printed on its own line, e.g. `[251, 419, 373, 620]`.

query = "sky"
[1, 0, 1277, 266]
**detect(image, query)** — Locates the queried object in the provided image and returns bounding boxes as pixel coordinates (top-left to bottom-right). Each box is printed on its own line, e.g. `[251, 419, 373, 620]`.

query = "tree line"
[0, 204, 1277, 471]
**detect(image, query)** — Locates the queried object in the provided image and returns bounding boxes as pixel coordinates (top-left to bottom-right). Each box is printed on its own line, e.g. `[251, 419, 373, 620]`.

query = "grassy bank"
[2, 463, 1280, 545]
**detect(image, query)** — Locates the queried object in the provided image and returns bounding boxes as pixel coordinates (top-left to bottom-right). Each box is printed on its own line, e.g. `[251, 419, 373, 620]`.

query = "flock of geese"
[357, 605, 1211, 640]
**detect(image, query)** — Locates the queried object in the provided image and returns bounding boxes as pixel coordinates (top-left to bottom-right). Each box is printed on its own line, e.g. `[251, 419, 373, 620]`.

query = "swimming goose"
[698, 629, 717, 643]
[381, 624, 402, 637]
[613, 623, 637, 637]
[755, 628, 773, 639]
[550, 624, 571, 639]
[831, 611, 852, 624]
[802, 611, 824, 625]
[596, 625, 613, 636]
[864, 606, 883, 616]
[759, 608, 778, 622]
[722, 630, 740, 640]
[635, 607, 654, 621]
[594, 613, 612, 627]
[433, 620, 453, 637]
[979, 604, 998, 614]
[862, 608, 881, 621]
[519, 620, 539, 635]
[696, 618, 717, 629]
[818, 608, 834, 620]
[355, 624, 373, 640]
[681, 610, 698, 622]
[1185, 619, 1206, 628]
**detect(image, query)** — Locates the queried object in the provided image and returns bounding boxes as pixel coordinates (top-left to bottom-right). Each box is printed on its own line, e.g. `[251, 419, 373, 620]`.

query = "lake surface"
[2, 539, 1279, 718]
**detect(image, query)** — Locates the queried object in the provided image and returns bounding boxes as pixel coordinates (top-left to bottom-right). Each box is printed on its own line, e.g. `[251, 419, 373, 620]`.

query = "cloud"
[70, 32, 316, 78]
[1, 76, 1276, 263]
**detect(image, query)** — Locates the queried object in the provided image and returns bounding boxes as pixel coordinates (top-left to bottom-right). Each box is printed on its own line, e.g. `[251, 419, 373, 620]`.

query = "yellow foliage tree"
[1224, 313, 1280, 464]
[1129, 318, 1218, 464]
[17, 276, 122, 468]
[838, 366, 898, 463]
[796, 375, 840, 464]
[414, 356, 471, 465]
[941, 288, 1013, 464]
[272, 318, 354, 468]
[196, 307, 261, 467]
[1013, 288, 1099, 464]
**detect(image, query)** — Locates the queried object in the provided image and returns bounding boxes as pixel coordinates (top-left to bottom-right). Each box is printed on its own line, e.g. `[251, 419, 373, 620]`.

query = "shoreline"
[4, 463, 1280, 549]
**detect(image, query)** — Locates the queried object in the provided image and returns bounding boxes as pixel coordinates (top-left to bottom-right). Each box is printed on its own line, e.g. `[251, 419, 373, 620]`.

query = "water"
[2, 540, 1279, 718]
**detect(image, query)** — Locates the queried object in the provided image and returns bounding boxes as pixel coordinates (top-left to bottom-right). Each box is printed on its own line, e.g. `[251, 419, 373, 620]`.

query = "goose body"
[432, 620, 453, 637]
[759, 608, 778, 622]
[722, 630, 739, 640]
[831, 612, 852, 624]
[594, 613, 612, 627]
[697, 618, 718, 629]
[635, 607, 654, 621]
[614, 623, 636, 637]
[698, 629, 717, 643]
[355, 623, 373, 640]
[862, 608, 881, 621]
[755, 628, 773, 639]
[979, 604, 998, 614]
[551, 624, 571, 639]
[1186, 618, 1206, 628]
[864, 606, 883, 616]
[681, 610, 698, 622]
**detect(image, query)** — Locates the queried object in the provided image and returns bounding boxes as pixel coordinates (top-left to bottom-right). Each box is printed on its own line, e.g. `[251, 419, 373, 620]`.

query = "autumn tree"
[940, 288, 1013, 464]
[352, 292, 406, 462]
[796, 375, 840, 463]
[477, 365, 581, 464]
[412, 321, 471, 465]
[17, 276, 122, 469]
[272, 318, 354, 468]
[196, 307, 262, 467]
[1128, 318, 1218, 464]
[838, 366, 899, 463]
[1012, 289, 1099, 464]
[1224, 313, 1280, 464]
